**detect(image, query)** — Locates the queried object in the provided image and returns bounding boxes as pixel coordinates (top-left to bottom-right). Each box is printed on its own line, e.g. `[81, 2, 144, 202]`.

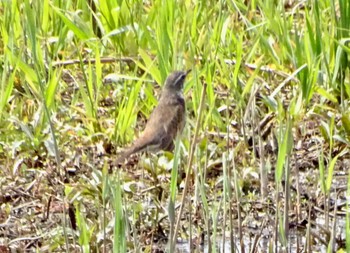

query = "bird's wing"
[116, 96, 185, 164]
[144, 97, 185, 150]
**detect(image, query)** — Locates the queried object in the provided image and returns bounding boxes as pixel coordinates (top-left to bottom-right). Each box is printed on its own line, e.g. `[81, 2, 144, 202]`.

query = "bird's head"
[164, 70, 191, 91]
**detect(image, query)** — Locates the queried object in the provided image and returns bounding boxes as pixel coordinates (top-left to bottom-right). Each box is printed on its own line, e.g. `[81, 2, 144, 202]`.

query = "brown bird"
[116, 70, 191, 164]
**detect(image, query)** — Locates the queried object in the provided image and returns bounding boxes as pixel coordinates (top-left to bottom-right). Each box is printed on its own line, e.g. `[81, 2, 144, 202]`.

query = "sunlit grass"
[0, 0, 349, 252]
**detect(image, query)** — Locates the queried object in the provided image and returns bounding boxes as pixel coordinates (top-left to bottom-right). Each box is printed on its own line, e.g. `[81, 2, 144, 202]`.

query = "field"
[0, 0, 349, 252]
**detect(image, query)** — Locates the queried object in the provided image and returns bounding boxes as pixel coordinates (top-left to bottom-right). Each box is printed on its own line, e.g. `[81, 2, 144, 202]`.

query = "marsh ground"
[0, 0, 349, 252]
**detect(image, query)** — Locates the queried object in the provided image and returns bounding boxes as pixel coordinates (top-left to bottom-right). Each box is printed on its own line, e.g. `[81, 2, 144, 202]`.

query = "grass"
[0, 0, 349, 252]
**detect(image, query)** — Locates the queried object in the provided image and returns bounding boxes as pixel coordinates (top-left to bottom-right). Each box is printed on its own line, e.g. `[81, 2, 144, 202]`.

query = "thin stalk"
[172, 82, 207, 244]
[283, 155, 290, 250]
[232, 153, 242, 253]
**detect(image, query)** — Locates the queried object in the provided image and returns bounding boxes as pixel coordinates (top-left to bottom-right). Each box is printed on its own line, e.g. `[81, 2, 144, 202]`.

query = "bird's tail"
[115, 136, 160, 166]
[115, 148, 134, 165]
[115, 141, 147, 165]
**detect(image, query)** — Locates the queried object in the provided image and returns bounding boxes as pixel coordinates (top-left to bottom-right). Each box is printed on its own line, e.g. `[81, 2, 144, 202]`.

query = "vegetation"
[0, 0, 349, 252]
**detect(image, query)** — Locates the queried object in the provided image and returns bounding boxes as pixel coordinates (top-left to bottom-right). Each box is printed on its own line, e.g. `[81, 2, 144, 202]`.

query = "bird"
[116, 70, 191, 164]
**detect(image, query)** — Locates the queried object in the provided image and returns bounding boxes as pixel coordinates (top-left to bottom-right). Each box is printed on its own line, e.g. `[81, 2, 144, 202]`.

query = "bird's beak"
[185, 69, 192, 76]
